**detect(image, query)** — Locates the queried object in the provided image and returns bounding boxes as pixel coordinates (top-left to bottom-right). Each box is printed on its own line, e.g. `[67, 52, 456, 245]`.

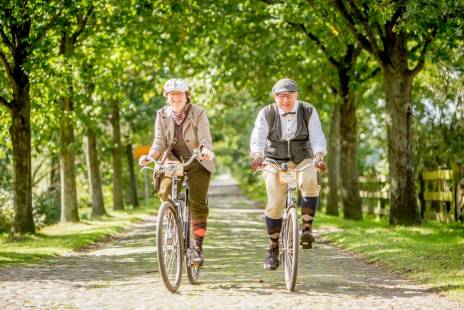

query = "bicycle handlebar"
[254, 159, 316, 175]
[139, 150, 202, 173]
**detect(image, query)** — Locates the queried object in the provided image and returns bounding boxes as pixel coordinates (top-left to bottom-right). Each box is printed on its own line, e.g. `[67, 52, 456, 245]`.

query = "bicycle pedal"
[300, 241, 312, 249]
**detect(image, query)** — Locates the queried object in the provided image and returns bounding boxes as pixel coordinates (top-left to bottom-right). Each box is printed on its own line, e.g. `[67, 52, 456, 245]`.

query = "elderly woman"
[140, 78, 215, 265]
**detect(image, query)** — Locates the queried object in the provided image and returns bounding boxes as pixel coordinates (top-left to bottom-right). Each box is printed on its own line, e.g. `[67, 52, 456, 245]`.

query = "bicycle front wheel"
[282, 207, 299, 291]
[156, 201, 183, 293]
[186, 213, 201, 284]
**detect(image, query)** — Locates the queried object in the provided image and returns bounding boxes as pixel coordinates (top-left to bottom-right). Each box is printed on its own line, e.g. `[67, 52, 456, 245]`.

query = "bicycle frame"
[255, 158, 315, 291]
[170, 173, 190, 254]
[167, 159, 201, 284]
[140, 151, 203, 292]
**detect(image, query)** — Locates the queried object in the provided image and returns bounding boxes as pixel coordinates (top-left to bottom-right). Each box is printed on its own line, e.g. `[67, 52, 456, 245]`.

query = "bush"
[32, 189, 60, 227]
[0, 190, 13, 233]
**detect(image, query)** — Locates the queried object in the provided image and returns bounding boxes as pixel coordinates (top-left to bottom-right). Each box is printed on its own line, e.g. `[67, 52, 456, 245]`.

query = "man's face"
[167, 91, 187, 112]
[274, 92, 297, 113]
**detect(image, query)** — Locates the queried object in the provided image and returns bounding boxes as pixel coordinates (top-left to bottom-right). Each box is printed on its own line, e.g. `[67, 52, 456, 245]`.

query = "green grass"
[314, 213, 464, 303]
[0, 199, 160, 266]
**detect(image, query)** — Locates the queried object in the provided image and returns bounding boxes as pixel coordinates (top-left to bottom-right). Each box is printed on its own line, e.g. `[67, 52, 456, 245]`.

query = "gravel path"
[0, 178, 462, 309]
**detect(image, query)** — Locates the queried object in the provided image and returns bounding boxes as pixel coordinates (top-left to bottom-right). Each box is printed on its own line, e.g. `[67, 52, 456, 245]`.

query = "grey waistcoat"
[264, 102, 313, 164]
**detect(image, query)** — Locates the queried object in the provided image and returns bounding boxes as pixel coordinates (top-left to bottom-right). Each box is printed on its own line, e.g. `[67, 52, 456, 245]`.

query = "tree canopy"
[0, 0, 463, 233]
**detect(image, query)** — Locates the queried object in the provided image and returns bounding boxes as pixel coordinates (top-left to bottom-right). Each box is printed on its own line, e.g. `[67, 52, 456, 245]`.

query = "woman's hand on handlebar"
[199, 146, 215, 161]
[138, 155, 153, 167]
[138, 151, 160, 167]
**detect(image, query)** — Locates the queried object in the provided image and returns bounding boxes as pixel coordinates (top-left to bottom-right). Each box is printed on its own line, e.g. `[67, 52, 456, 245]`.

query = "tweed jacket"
[150, 104, 215, 173]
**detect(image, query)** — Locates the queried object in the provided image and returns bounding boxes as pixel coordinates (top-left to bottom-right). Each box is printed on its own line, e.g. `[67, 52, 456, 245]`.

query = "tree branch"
[329, 85, 338, 95]
[345, 0, 382, 57]
[344, 44, 362, 66]
[32, 158, 48, 187]
[31, 7, 63, 50]
[0, 26, 14, 54]
[0, 49, 15, 83]
[332, 0, 375, 56]
[409, 27, 437, 78]
[359, 1, 385, 45]
[71, 5, 95, 45]
[291, 22, 340, 68]
[357, 66, 381, 83]
[390, 2, 406, 26]
[259, 0, 282, 4]
[0, 94, 13, 110]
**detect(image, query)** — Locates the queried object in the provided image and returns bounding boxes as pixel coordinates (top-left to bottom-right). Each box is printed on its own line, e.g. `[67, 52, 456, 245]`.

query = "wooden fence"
[321, 164, 464, 223]
[358, 175, 389, 217]
[419, 165, 464, 223]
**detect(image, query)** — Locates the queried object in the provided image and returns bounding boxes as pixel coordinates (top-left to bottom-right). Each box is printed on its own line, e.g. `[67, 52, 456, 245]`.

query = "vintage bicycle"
[256, 159, 316, 292]
[140, 150, 202, 293]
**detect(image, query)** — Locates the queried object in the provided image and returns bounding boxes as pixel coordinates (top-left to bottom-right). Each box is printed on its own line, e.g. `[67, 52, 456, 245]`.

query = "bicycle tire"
[186, 212, 201, 284]
[156, 201, 183, 293]
[282, 207, 299, 291]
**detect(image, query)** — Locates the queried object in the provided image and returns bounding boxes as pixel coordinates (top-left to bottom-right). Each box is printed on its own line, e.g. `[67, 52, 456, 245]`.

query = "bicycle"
[140, 150, 202, 293]
[256, 159, 316, 292]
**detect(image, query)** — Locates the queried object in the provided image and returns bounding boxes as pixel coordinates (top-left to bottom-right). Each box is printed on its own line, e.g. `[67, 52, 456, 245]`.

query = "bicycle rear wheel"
[186, 213, 201, 284]
[282, 207, 299, 291]
[157, 201, 183, 293]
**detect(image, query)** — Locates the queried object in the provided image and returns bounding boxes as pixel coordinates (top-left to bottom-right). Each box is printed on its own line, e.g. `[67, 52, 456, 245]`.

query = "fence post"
[452, 163, 463, 221]
[418, 172, 425, 219]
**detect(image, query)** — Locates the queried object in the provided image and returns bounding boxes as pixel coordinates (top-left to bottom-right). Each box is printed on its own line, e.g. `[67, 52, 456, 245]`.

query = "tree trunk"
[332, 2, 425, 225]
[59, 30, 79, 222]
[59, 96, 79, 222]
[126, 143, 139, 208]
[339, 89, 362, 220]
[1, 10, 36, 234]
[326, 103, 340, 216]
[383, 66, 420, 225]
[84, 129, 107, 217]
[10, 86, 35, 234]
[110, 99, 124, 210]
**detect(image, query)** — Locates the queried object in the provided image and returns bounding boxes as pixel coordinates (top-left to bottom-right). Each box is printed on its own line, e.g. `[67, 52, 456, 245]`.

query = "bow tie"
[282, 112, 296, 116]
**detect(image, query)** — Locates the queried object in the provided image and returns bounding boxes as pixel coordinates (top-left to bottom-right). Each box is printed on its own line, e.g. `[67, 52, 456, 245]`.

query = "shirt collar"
[277, 101, 299, 115]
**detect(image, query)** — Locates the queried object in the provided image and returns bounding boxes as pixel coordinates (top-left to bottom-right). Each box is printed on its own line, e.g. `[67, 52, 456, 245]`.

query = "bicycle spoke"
[157, 202, 183, 293]
[162, 209, 179, 281]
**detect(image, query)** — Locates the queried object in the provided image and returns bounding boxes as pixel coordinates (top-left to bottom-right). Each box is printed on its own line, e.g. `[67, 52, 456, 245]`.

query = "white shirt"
[250, 101, 327, 157]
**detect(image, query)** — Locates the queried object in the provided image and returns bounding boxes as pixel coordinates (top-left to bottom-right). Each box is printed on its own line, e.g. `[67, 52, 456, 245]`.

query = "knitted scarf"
[172, 104, 190, 126]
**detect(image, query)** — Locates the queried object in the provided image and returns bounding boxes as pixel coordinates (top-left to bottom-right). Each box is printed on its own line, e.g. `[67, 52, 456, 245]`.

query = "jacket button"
[186, 139, 189, 142]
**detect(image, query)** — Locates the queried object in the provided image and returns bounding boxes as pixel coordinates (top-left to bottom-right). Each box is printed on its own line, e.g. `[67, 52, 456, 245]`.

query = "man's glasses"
[275, 92, 296, 99]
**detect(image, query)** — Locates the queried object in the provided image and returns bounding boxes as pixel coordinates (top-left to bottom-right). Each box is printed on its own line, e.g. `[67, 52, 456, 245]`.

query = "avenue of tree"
[0, 0, 462, 233]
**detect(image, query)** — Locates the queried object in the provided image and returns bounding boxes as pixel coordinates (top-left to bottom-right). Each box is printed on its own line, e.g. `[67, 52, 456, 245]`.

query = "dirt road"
[1, 178, 461, 309]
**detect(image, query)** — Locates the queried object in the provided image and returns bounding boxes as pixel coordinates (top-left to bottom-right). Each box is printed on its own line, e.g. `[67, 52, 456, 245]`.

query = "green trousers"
[158, 160, 211, 221]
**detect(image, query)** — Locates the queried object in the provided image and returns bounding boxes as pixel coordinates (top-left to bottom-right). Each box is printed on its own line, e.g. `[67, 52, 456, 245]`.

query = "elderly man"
[250, 78, 327, 270]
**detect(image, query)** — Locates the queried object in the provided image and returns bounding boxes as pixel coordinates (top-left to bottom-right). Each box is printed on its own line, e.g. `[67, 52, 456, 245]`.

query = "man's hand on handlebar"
[251, 153, 265, 172]
[314, 152, 326, 173]
[314, 159, 326, 173]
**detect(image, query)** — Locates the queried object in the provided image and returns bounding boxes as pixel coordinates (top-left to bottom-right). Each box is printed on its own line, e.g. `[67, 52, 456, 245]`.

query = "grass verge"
[0, 199, 159, 266]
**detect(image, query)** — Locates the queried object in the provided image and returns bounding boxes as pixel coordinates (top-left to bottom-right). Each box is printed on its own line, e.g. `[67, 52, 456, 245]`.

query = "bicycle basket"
[279, 171, 297, 185]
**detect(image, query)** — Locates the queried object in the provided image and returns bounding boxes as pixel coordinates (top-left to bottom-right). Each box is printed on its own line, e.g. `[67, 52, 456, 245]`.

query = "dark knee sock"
[265, 216, 282, 246]
[301, 196, 318, 231]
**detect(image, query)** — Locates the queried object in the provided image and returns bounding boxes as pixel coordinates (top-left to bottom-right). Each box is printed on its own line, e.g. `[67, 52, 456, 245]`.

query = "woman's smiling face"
[167, 91, 187, 113]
